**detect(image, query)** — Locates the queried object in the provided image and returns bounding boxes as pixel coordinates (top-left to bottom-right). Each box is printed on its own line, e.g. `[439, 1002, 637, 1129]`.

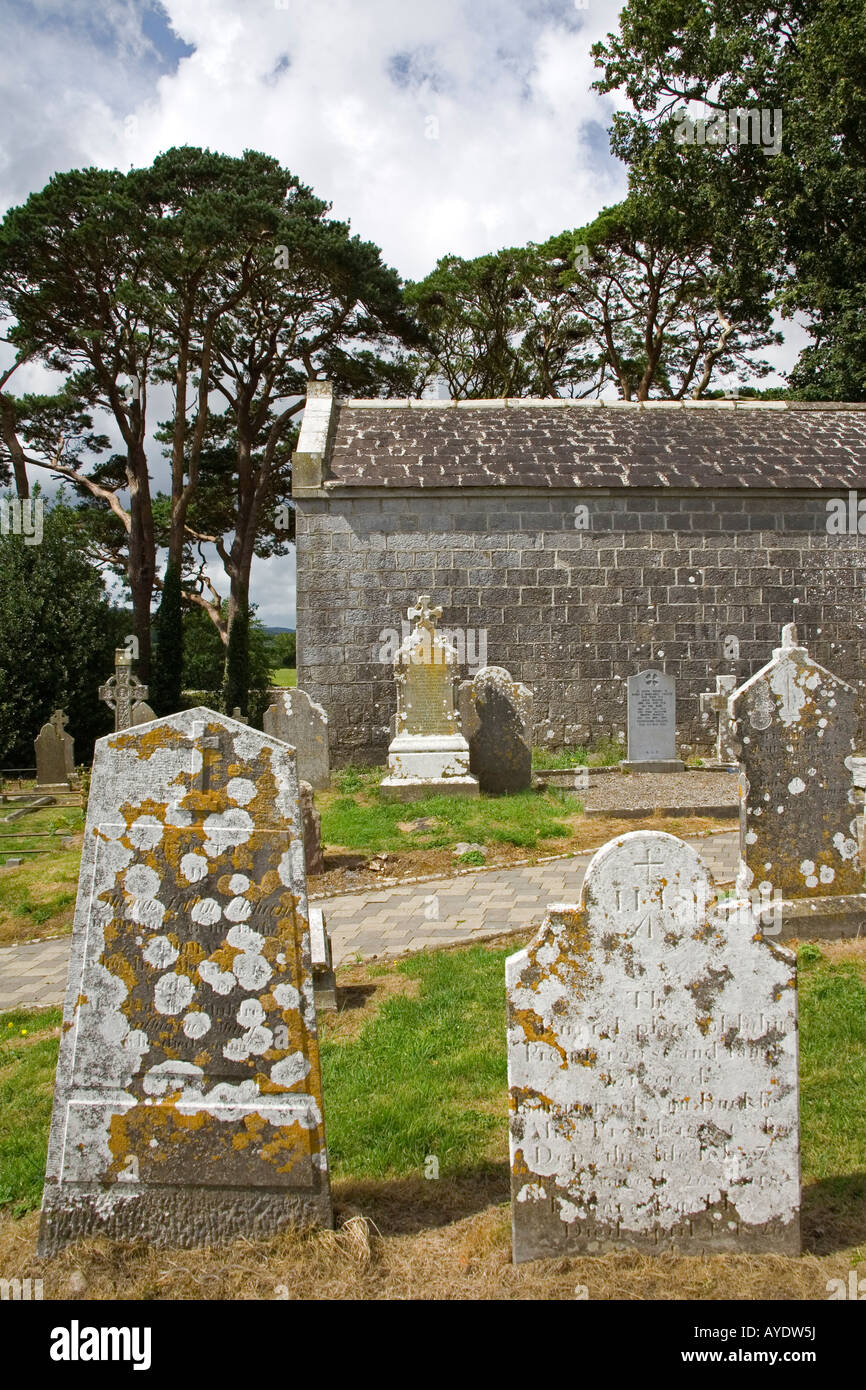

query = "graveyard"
[1, 0, 866, 1325]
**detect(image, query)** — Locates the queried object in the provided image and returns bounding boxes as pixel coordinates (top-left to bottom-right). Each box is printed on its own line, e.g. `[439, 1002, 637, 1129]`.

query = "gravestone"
[263, 689, 329, 790]
[99, 648, 148, 732]
[38, 707, 332, 1254]
[729, 623, 866, 938]
[457, 666, 532, 793]
[622, 670, 684, 772]
[300, 781, 324, 876]
[847, 756, 866, 861]
[380, 597, 478, 802]
[131, 701, 156, 726]
[698, 674, 738, 765]
[309, 907, 336, 1011]
[506, 829, 800, 1263]
[35, 710, 74, 787]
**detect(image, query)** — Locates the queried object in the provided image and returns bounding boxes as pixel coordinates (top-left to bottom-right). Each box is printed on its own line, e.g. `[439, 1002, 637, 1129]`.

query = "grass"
[0, 804, 84, 945]
[0, 1008, 62, 1217]
[532, 737, 624, 770]
[270, 668, 297, 688]
[321, 783, 582, 854]
[1, 942, 865, 1298]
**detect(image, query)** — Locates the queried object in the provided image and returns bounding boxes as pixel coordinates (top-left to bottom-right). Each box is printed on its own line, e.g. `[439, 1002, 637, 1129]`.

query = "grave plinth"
[507, 830, 800, 1262]
[621, 670, 684, 772]
[38, 708, 332, 1253]
[729, 623, 866, 940]
[381, 597, 478, 803]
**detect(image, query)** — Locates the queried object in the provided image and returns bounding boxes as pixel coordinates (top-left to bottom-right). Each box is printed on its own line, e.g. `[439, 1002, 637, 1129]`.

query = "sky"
[0, 0, 807, 627]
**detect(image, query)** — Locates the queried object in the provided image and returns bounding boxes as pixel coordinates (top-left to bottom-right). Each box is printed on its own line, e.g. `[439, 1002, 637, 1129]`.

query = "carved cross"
[408, 595, 442, 629]
[49, 710, 69, 739]
[99, 648, 148, 731]
[699, 674, 738, 763]
[634, 849, 666, 881]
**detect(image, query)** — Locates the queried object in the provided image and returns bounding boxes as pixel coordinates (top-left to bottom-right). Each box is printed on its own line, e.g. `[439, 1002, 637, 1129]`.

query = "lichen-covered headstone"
[729, 624, 866, 938]
[299, 780, 324, 876]
[35, 710, 74, 787]
[263, 689, 329, 790]
[623, 670, 684, 771]
[457, 666, 532, 793]
[38, 708, 331, 1254]
[507, 829, 800, 1262]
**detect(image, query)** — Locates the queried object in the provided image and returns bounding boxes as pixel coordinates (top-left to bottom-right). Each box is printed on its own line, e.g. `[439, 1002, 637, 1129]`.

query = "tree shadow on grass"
[802, 1173, 866, 1254]
[332, 1163, 510, 1236]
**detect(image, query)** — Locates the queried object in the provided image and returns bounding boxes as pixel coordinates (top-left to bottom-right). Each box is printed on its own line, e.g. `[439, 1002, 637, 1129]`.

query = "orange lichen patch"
[176, 940, 206, 974]
[100, 951, 139, 998]
[112, 726, 176, 759]
[257, 1125, 314, 1176]
[509, 1006, 568, 1066]
[230, 1113, 267, 1150]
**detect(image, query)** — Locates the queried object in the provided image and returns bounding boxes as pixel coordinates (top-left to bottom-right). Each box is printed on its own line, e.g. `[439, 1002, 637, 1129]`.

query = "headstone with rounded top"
[507, 829, 800, 1263]
[457, 666, 533, 793]
[35, 710, 75, 787]
[38, 707, 332, 1254]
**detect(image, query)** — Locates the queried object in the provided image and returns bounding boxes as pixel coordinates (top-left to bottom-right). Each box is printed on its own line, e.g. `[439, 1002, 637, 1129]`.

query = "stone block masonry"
[296, 489, 866, 765]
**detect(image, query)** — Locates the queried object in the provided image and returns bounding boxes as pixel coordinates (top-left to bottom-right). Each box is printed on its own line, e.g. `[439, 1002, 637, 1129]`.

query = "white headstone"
[506, 830, 800, 1262]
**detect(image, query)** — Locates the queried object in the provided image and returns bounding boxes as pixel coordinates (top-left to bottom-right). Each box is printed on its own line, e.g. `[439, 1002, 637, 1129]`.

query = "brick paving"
[0, 830, 738, 1011]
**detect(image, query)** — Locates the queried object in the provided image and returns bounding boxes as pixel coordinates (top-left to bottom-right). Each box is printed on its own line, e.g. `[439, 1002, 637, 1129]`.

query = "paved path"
[0, 831, 738, 1011]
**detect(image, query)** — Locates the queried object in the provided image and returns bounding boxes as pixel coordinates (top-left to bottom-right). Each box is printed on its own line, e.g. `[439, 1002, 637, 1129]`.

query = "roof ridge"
[337, 397, 866, 411]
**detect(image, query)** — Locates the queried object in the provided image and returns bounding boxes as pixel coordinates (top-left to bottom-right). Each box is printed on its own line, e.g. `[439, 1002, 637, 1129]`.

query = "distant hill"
[264, 626, 296, 635]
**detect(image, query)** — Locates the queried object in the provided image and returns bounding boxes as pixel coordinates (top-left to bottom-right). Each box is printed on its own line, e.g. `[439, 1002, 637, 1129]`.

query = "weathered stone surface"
[381, 597, 478, 802]
[457, 666, 532, 793]
[623, 670, 683, 771]
[35, 710, 74, 786]
[699, 675, 738, 765]
[506, 829, 800, 1262]
[99, 648, 148, 732]
[38, 708, 332, 1254]
[309, 907, 336, 1011]
[131, 701, 156, 726]
[299, 780, 324, 876]
[263, 689, 329, 791]
[729, 625, 866, 937]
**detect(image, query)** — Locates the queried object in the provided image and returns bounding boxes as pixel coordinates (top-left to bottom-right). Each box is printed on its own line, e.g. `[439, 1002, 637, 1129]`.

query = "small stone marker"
[299, 780, 324, 876]
[506, 829, 800, 1262]
[309, 907, 336, 1011]
[381, 597, 478, 802]
[457, 666, 532, 793]
[263, 689, 329, 790]
[623, 670, 684, 772]
[35, 710, 75, 787]
[729, 623, 866, 937]
[99, 648, 148, 731]
[131, 701, 157, 726]
[698, 674, 738, 765]
[38, 707, 332, 1254]
[231, 707, 249, 726]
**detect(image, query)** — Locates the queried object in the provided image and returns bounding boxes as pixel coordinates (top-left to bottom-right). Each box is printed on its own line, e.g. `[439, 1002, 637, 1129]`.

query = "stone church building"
[292, 381, 866, 765]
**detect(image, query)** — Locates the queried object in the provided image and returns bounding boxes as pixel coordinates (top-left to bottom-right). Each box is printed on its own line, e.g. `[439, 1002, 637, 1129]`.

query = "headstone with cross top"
[698, 674, 738, 764]
[99, 648, 148, 732]
[407, 595, 442, 630]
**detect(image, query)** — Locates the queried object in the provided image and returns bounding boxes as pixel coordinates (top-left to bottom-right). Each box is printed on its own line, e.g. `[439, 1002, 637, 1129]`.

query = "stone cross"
[506, 829, 800, 1262]
[407, 595, 442, 630]
[38, 706, 331, 1255]
[699, 674, 738, 763]
[99, 648, 148, 731]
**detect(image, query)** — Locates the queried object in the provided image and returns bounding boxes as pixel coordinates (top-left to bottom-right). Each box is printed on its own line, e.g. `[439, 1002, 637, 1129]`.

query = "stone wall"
[295, 488, 866, 765]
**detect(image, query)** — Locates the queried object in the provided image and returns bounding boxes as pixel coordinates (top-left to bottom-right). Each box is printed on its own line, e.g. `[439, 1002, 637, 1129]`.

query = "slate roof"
[324, 400, 866, 489]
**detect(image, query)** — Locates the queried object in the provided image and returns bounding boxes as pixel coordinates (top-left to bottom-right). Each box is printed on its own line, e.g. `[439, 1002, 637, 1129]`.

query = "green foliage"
[592, 0, 866, 398]
[320, 947, 508, 1179]
[182, 604, 271, 696]
[0, 496, 126, 764]
[321, 787, 581, 854]
[151, 558, 183, 715]
[0, 1008, 62, 1216]
[268, 631, 296, 668]
[222, 600, 250, 717]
